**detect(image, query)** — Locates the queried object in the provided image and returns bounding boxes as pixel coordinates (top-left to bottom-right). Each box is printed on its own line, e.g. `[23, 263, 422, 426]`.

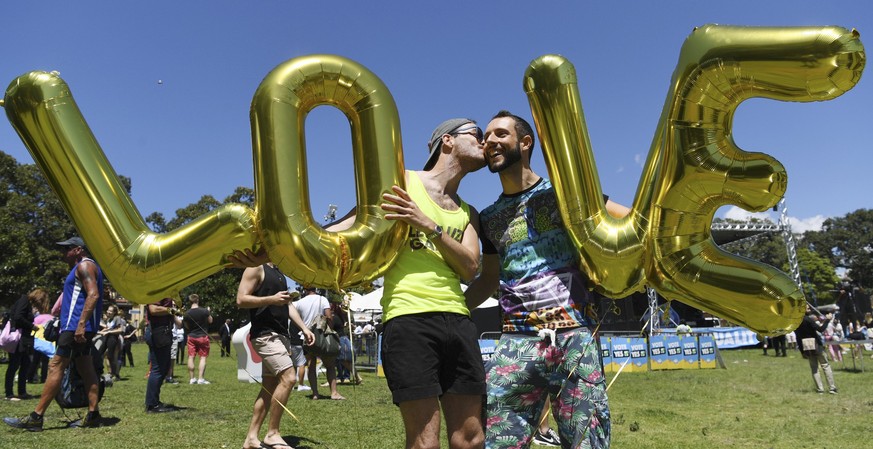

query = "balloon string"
[535, 302, 618, 435]
[338, 287, 363, 443]
[242, 368, 299, 423]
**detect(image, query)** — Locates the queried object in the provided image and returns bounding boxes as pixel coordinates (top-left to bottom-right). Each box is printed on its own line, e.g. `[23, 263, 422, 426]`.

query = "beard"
[487, 142, 523, 173]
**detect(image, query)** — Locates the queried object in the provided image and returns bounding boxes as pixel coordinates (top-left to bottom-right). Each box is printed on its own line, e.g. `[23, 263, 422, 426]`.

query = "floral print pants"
[484, 327, 610, 449]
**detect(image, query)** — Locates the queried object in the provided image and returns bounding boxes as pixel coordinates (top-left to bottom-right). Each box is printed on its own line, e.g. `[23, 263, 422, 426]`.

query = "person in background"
[175, 315, 187, 366]
[4, 289, 49, 401]
[770, 333, 787, 357]
[166, 320, 184, 385]
[237, 262, 314, 449]
[27, 291, 53, 385]
[183, 294, 213, 384]
[331, 301, 362, 385]
[5, 237, 104, 430]
[296, 287, 344, 400]
[785, 330, 797, 350]
[219, 318, 233, 358]
[675, 321, 692, 336]
[145, 298, 183, 412]
[120, 312, 137, 368]
[98, 304, 124, 380]
[794, 305, 837, 394]
[824, 319, 843, 363]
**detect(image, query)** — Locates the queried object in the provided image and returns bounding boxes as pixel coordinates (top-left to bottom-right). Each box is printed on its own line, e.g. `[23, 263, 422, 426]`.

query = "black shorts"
[381, 312, 485, 405]
[56, 331, 96, 358]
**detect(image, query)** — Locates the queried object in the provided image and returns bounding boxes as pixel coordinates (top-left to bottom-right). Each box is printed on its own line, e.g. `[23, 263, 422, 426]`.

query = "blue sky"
[2, 1, 870, 234]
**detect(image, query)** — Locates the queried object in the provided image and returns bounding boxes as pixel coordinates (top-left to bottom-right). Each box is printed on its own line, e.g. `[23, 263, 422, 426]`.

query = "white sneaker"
[197, 378, 211, 385]
[297, 385, 311, 392]
[189, 378, 197, 384]
[533, 429, 561, 447]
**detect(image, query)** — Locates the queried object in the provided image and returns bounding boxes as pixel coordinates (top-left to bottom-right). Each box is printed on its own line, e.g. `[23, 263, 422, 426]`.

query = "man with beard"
[466, 111, 628, 449]
[329, 118, 488, 449]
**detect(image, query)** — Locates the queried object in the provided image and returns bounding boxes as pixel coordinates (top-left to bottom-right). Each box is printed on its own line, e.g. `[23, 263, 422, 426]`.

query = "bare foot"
[242, 437, 262, 449]
[263, 433, 294, 449]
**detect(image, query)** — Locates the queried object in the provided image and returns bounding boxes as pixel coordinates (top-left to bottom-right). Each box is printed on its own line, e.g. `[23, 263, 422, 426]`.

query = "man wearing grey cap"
[4, 236, 104, 431]
[329, 118, 487, 449]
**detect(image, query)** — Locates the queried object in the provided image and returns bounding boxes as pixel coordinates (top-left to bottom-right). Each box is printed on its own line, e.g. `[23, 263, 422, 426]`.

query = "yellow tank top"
[381, 171, 472, 321]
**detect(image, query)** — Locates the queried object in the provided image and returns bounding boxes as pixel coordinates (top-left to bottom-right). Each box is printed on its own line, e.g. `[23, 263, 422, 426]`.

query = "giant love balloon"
[525, 25, 865, 335]
[3, 55, 407, 302]
[1, 27, 865, 334]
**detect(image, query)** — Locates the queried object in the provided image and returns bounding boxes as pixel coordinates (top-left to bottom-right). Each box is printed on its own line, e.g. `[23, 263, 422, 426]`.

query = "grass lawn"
[1, 342, 871, 448]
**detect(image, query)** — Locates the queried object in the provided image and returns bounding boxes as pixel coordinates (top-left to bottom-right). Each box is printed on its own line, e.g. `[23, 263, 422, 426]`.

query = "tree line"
[2, 150, 870, 322]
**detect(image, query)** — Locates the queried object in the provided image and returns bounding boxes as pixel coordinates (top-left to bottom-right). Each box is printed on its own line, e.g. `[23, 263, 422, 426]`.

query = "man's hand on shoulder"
[227, 248, 269, 268]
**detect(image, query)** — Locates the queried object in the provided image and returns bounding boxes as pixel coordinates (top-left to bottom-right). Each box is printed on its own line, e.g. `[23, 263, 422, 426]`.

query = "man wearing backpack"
[4, 236, 104, 431]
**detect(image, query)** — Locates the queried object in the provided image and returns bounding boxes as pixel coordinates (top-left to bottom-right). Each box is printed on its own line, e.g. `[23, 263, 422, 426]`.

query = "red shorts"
[186, 335, 211, 357]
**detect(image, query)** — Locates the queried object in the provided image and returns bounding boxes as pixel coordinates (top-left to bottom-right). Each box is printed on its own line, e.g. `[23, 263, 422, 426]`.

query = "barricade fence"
[476, 332, 723, 373]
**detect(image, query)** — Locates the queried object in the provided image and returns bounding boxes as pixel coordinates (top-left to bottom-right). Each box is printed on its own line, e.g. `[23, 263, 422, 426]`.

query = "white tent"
[350, 287, 383, 312]
[349, 285, 498, 312]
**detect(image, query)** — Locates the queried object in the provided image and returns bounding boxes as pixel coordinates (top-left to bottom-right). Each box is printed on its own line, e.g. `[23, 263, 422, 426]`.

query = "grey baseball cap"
[424, 118, 474, 171]
[57, 236, 86, 248]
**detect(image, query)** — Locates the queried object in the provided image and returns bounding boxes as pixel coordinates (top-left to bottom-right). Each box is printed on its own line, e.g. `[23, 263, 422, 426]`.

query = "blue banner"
[600, 336, 612, 373]
[680, 335, 699, 369]
[479, 339, 499, 363]
[649, 335, 669, 370]
[629, 337, 648, 371]
[697, 327, 758, 349]
[698, 334, 717, 369]
[609, 337, 632, 372]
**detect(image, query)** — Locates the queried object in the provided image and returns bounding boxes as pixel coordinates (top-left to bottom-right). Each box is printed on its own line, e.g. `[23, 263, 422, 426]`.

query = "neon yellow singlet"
[381, 171, 471, 322]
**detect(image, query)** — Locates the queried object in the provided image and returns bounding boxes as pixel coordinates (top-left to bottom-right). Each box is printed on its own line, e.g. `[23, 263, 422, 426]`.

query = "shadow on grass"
[283, 433, 321, 449]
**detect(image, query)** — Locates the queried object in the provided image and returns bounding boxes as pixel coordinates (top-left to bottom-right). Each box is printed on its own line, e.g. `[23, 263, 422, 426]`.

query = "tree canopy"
[715, 216, 840, 303]
[803, 209, 873, 287]
[2, 150, 864, 321]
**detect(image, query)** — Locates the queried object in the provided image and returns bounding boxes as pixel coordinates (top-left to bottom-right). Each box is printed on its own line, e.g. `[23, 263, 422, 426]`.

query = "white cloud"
[616, 166, 624, 173]
[634, 153, 644, 167]
[722, 206, 773, 222]
[720, 206, 826, 233]
[786, 215, 826, 233]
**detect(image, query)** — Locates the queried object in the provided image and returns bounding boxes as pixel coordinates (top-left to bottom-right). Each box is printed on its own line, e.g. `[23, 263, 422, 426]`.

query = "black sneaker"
[69, 410, 102, 428]
[146, 403, 181, 413]
[533, 428, 561, 447]
[3, 413, 44, 432]
[165, 377, 179, 385]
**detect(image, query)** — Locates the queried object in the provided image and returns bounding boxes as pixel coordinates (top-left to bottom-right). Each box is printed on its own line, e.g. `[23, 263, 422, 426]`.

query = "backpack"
[55, 358, 106, 409]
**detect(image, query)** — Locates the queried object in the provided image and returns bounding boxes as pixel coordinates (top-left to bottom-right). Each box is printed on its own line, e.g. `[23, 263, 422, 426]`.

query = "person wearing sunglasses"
[328, 118, 487, 449]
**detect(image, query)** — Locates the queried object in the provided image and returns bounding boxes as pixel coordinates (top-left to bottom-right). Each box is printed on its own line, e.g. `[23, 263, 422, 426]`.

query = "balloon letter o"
[251, 55, 407, 289]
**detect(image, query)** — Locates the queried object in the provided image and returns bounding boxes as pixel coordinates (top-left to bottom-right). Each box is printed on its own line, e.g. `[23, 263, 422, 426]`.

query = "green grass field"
[1, 342, 871, 448]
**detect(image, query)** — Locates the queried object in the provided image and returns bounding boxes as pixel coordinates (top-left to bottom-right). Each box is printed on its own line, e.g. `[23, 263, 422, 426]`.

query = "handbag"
[43, 317, 61, 342]
[306, 316, 340, 357]
[1, 320, 22, 353]
[801, 337, 817, 352]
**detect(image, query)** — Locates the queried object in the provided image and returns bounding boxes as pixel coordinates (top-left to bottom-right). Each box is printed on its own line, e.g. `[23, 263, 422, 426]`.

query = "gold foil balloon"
[250, 55, 407, 288]
[2, 55, 407, 302]
[3, 71, 260, 303]
[525, 25, 865, 335]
